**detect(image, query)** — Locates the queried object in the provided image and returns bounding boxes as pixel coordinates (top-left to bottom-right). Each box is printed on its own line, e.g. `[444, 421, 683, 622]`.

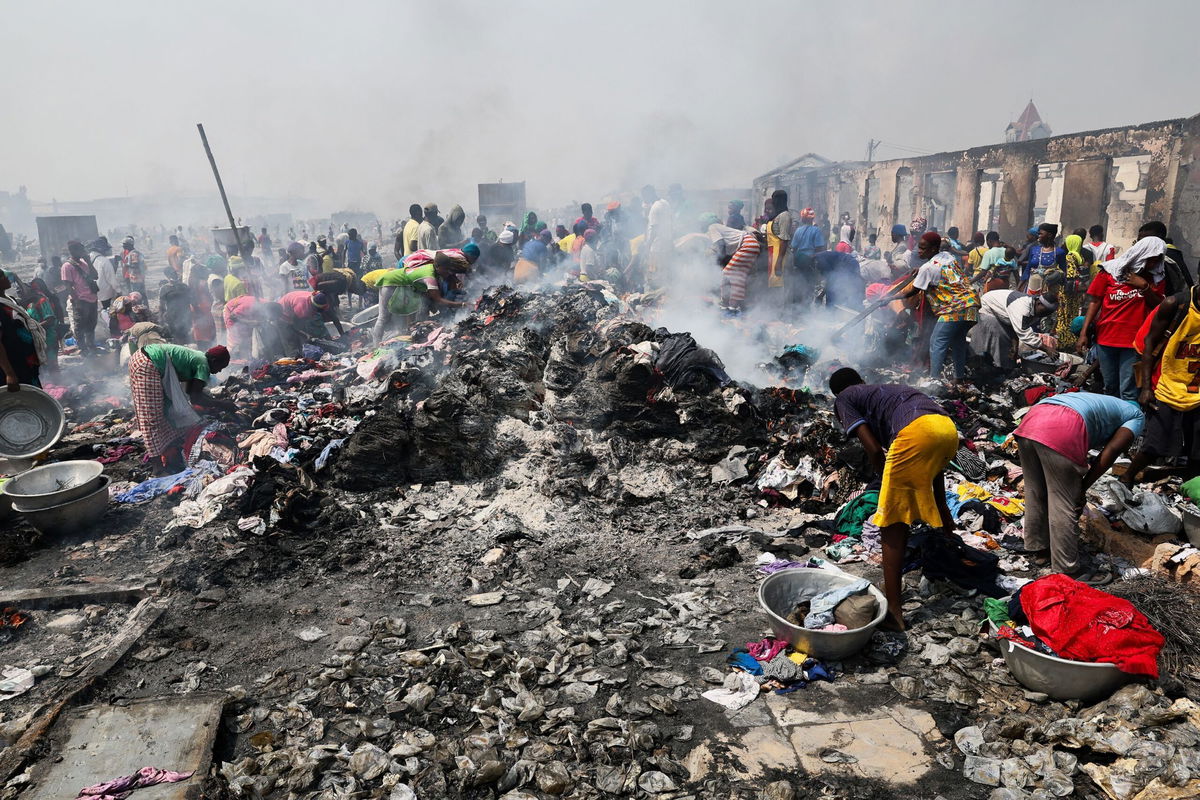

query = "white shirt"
[979, 289, 1042, 350]
[646, 199, 673, 254]
[707, 223, 747, 257]
[89, 251, 120, 302]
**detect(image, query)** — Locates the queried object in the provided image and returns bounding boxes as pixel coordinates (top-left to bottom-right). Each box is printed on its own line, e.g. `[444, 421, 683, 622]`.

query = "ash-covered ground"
[3, 281, 1200, 800]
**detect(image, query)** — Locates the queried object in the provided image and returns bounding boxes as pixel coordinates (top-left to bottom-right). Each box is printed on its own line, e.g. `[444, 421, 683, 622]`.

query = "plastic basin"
[351, 304, 379, 326]
[12, 475, 110, 537]
[758, 568, 888, 660]
[0, 385, 66, 459]
[990, 621, 1131, 701]
[2, 460, 104, 510]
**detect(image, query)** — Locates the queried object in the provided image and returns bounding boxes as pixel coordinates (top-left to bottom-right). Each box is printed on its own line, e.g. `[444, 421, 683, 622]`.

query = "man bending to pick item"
[829, 367, 959, 630]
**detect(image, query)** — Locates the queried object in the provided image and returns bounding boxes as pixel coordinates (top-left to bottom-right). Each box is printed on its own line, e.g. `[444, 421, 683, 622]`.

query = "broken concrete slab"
[724, 725, 799, 779]
[789, 714, 935, 783]
[25, 693, 225, 800]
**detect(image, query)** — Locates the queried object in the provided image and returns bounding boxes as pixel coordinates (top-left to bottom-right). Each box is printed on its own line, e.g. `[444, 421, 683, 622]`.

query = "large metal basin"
[0, 385, 66, 459]
[12, 475, 110, 537]
[990, 621, 1132, 702]
[758, 568, 887, 661]
[350, 304, 380, 326]
[2, 460, 104, 510]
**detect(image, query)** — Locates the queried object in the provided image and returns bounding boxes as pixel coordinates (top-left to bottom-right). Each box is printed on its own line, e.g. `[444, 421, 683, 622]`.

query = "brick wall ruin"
[753, 114, 1200, 264]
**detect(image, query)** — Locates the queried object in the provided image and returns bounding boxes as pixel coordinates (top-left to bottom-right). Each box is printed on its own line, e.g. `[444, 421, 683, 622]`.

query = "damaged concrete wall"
[753, 114, 1198, 262]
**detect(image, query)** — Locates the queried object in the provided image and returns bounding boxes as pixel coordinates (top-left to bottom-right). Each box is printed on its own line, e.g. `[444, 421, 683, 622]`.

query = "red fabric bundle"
[1020, 574, 1164, 677]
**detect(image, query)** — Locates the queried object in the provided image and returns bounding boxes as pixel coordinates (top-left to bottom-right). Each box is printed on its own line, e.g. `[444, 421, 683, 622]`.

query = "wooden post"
[196, 123, 243, 254]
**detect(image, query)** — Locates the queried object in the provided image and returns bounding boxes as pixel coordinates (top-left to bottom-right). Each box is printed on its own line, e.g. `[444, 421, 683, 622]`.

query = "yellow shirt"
[361, 268, 389, 288]
[223, 274, 246, 302]
[558, 234, 576, 254]
[1155, 295, 1200, 411]
[402, 219, 421, 257]
[967, 245, 988, 274]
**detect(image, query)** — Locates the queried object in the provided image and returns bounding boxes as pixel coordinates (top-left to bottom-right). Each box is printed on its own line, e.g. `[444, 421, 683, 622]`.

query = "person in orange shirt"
[165, 235, 185, 281]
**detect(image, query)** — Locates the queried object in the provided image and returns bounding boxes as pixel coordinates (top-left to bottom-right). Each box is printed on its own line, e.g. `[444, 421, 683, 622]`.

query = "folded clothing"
[803, 579, 872, 629]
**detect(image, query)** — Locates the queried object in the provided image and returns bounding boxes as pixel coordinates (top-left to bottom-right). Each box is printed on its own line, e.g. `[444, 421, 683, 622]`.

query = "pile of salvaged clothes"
[702, 637, 834, 712]
[985, 573, 1165, 676]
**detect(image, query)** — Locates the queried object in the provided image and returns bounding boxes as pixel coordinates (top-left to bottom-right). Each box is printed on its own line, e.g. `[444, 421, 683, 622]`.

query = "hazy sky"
[3, 0, 1197, 219]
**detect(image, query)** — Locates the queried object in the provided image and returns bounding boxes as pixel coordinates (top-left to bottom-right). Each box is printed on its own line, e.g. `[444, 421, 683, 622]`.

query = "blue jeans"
[930, 319, 973, 380]
[1096, 344, 1138, 402]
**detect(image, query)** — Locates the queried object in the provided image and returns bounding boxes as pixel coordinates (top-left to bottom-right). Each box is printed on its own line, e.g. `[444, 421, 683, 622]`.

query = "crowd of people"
[2, 189, 1199, 599]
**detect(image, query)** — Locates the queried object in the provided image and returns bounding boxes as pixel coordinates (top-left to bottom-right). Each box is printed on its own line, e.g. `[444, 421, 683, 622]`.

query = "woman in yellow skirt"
[830, 368, 959, 630]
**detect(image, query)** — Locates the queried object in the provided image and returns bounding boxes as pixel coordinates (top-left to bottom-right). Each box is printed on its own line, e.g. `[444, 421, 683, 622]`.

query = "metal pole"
[196, 123, 242, 253]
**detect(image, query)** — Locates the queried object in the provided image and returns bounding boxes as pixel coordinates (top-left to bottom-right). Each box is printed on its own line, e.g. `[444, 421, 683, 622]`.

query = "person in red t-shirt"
[1078, 259, 1165, 402]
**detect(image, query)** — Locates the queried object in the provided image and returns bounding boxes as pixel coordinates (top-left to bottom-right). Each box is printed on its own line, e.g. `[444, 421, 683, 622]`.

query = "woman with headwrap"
[1021, 223, 1066, 291]
[24, 277, 62, 372]
[1079, 236, 1166, 402]
[1056, 234, 1087, 347]
[519, 211, 539, 246]
[372, 247, 477, 343]
[726, 200, 746, 230]
[0, 270, 45, 389]
[128, 342, 233, 473]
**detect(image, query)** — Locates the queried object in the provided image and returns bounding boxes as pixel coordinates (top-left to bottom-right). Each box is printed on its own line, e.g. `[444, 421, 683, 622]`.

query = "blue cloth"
[726, 650, 763, 675]
[930, 319, 974, 380]
[803, 578, 872, 629]
[315, 438, 346, 471]
[115, 467, 198, 503]
[344, 238, 365, 264]
[520, 239, 547, 263]
[1037, 391, 1144, 443]
[945, 491, 967, 518]
[1021, 245, 1067, 283]
[790, 224, 824, 255]
[1095, 345, 1140, 403]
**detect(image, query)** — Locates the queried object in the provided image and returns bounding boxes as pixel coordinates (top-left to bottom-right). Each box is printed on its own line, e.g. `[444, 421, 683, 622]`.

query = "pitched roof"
[1007, 100, 1050, 140]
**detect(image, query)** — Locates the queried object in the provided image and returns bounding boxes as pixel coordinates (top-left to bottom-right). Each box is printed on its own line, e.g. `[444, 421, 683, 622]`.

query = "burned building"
[753, 112, 1200, 265]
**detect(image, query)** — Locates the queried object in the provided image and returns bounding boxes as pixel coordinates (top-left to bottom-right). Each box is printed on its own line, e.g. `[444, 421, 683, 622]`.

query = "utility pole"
[867, 139, 881, 163]
[196, 123, 243, 253]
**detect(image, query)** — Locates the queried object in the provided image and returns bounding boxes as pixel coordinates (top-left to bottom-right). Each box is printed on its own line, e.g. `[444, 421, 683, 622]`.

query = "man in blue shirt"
[344, 229, 366, 275]
[790, 208, 825, 307]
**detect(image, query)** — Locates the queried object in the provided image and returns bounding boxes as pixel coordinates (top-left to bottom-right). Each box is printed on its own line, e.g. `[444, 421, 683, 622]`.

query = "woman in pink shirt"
[276, 291, 343, 356]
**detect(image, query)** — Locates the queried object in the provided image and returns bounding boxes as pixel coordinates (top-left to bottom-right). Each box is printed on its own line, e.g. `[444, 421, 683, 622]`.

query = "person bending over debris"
[970, 288, 1060, 369]
[1014, 392, 1143, 583]
[129, 343, 232, 472]
[701, 214, 760, 311]
[829, 367, 959, 630]
[223, 294, 277, 362]
[277, 290, 343, 356]
[1122, 283, 1200, 486]
[372, 247, 476, 343]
